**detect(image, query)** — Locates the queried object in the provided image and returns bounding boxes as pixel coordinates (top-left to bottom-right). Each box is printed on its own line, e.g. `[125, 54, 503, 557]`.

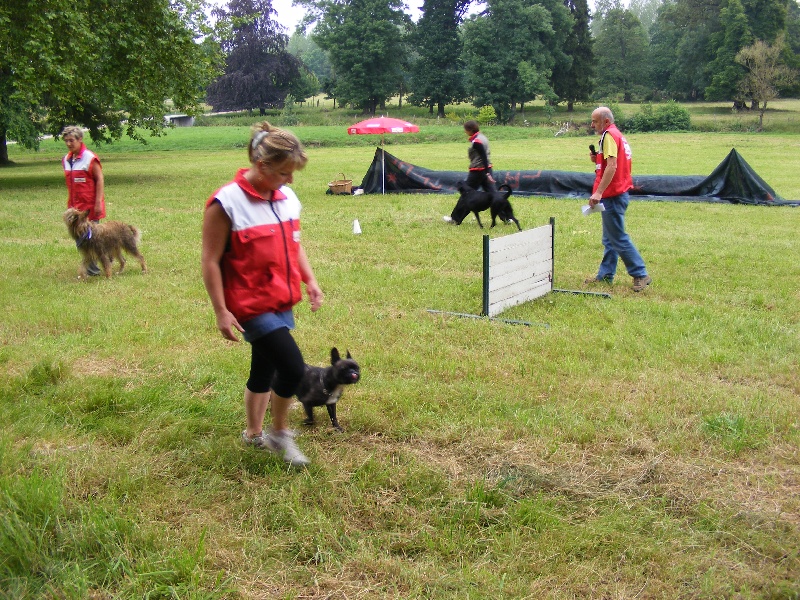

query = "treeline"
[206, 0, 800, 123]
[3, 0, 798, 164]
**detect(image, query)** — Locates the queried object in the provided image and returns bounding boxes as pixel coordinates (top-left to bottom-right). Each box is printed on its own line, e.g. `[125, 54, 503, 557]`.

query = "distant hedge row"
[618, 101, 692, 133]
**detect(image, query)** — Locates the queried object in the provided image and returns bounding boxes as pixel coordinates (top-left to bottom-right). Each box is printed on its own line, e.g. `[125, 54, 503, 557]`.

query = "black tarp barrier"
[356, 147, 797, 206]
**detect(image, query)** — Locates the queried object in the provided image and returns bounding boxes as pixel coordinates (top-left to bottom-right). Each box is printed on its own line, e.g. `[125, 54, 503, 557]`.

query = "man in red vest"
[586, 107, 651, 292]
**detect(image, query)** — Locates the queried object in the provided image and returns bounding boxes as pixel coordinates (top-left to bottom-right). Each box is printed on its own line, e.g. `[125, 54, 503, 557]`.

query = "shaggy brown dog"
[63, 208, 147, 278]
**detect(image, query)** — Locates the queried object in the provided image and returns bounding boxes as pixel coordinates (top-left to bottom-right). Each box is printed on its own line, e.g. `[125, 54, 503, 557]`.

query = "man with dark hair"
[463, 120, 496, 193]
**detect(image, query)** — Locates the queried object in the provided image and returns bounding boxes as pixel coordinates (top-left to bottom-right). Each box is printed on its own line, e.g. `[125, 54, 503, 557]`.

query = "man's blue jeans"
[597, 192, 647, 281]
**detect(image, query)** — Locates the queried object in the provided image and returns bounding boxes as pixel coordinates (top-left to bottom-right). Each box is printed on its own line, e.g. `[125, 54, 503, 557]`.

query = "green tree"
[206, 0, 303, 113]
[741, 0, 789, 41]
[593, 7, 650, 102]
[0, 0, 221, 164]
[736, 35, 798, 128]
[705, 0, 753, 104]
[628, 0, 662, 33]
[288, 32, 333, 85]
[301, 0, 410, 114]
[408, 0, 468, 118]
[551, 0, 594, 111]
[461, 0, 572, 122]
[590, 0, 622, 37]
[649, 0, 722, 99]
[784, 0, 800, 95]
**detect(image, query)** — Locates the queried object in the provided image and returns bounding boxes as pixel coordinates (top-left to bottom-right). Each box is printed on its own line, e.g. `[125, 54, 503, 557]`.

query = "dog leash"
[75, 228, 92, 248]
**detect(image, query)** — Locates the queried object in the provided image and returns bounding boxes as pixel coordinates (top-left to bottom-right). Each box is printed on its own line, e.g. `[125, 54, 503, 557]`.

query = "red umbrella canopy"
[347, 116, 419, 135]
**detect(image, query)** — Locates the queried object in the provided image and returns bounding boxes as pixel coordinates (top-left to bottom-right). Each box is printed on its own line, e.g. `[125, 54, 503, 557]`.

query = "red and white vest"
[593, 124, 633, 198]
[63, 144, 105, 220]
[206, 169, 303, 323]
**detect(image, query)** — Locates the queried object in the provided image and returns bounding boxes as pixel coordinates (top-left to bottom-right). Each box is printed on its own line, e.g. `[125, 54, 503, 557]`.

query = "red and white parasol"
[348, 116, 420, 194]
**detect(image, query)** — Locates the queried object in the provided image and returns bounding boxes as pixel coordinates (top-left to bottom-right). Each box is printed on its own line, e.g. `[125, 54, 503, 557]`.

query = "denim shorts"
[241, 310, 295, 343]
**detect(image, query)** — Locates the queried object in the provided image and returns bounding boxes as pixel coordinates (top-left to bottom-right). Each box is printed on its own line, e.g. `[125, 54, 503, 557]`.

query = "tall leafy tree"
[300, 0, 410, 114]
[649, 0, 723, 99]
[593, 7, 650, 101]
[461, 0, 572, 122]
[408, 0, 468, 117]
[0, 0, 221, 164]
[206, 0, 303, 112]
[741, 0, 789, 41]
[628, 0, 662, 33]
[288, 32, 333, 85]
[551, 0, 594, 111]
[590, 0, 622, 36]
[784, 0, 800, 95]
[704, 0, 753, 103]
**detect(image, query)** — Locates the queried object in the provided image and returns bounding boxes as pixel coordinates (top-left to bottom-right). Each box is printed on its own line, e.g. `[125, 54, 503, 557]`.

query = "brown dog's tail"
[128, 225, 142, 246]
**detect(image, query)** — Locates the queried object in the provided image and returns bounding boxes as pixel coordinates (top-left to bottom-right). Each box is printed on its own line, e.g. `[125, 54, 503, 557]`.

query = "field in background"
[196, 97, 800, 135]
[1, 128, 799, 598]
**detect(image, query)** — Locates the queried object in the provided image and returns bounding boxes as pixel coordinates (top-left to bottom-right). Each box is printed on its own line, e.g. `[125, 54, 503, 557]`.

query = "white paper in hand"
[582, 203, 605, 216]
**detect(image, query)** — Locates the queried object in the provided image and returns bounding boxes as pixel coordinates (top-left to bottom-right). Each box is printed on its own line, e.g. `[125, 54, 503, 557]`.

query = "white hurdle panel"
[482, 218, 554, 317]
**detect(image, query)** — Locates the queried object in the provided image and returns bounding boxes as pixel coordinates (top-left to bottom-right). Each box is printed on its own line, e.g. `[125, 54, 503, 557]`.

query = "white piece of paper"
[582, 203, 605, 216]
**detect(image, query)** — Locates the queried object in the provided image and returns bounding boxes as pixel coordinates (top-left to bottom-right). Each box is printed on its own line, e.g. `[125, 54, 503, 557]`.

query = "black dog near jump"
[295, 347, 360, 432]
[450, 182, 522, 231]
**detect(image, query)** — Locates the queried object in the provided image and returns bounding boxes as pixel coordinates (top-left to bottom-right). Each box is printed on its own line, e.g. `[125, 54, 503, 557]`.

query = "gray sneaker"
[241, 429, 271, 450]
[632, 275, 652, 292]
[267, 429, 310, 467]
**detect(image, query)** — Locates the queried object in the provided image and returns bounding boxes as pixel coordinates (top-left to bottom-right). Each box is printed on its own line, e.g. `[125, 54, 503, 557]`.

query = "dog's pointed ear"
[330, 347, 340, 364]
[346, 350, 352, 359]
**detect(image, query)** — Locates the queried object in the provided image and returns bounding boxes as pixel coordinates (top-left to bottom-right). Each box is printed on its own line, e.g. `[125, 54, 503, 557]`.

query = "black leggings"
[246, 327, 305, 397]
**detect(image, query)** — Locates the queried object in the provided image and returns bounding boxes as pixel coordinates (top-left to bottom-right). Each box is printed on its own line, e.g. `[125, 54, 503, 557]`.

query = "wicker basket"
[328, 173, 353, 195]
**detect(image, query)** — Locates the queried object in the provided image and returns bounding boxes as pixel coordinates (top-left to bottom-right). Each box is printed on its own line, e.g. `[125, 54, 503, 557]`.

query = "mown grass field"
[1, 121, 799, 599]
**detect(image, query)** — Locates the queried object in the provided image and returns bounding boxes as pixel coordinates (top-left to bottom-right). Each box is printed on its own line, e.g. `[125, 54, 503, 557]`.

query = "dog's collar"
[76, 228, 92, 248]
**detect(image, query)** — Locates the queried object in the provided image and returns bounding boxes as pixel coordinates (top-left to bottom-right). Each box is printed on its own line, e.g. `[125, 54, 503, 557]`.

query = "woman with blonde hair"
[202, 122, 324, 467]
[62, 125, 105, 275]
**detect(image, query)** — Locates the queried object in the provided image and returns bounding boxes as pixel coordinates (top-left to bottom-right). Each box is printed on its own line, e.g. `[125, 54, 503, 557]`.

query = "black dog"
[451, 183, 521, 231]
[489, 184, 522, 231]
[295, 348, 360, 432]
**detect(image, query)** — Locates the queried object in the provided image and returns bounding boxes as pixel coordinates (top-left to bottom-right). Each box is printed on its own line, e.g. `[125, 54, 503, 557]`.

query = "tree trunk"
[437, 102, 445, 119]
[567, 100, 574, 112]
[0, 130, 9, 165]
